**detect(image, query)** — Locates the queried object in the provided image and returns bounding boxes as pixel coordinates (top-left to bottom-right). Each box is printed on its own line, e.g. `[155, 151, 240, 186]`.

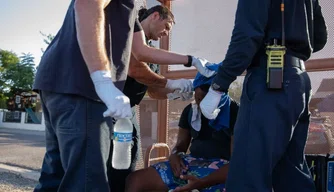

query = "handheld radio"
[266, 0, 286, 89]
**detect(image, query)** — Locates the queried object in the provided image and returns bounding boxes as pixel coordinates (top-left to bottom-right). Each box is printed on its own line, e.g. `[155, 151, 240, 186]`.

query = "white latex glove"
[199, 87, 224, 119]
[165, 79, 193, 93]
[192, 57, 216, 78]
[167, 91, 194, 101]
[91, 70, 132, 119]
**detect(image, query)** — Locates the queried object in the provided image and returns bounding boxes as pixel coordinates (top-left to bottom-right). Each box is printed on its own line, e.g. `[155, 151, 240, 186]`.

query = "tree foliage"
[0, 50, 36, 102]
[40, 31, 55, 53]
[4, 53, 36, 92]
[0, 50, 20, 72]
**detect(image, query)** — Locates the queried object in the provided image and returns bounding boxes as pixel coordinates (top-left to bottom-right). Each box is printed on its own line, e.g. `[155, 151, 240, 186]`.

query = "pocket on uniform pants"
[57, 107, 83, 134]
[243, 70, 267, 102]
[46, 93, 83, 134]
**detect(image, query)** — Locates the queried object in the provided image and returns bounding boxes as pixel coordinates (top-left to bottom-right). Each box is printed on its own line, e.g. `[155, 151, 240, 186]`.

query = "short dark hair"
[138, 5, 175, 23]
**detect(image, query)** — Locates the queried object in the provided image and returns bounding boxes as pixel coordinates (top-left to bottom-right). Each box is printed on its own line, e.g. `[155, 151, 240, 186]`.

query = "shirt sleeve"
[212, 0, 271, 92]
[134, 18, 143, 33]
[178, 104, 192, 130]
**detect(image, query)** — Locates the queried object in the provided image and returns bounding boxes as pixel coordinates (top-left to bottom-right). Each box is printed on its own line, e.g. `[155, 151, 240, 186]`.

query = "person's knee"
[125, 167, 168, 192]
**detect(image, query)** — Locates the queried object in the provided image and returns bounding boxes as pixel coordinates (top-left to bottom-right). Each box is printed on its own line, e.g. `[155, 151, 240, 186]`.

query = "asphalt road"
[0, 128, 45, 171]
[0, 172, 36, 192]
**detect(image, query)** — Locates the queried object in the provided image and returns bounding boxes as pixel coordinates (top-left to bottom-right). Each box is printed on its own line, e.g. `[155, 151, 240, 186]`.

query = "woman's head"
[194, 84, 210, 105]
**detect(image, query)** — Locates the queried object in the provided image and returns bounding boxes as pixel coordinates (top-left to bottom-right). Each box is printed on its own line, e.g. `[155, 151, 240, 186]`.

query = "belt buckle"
[300, 60, 305, 71]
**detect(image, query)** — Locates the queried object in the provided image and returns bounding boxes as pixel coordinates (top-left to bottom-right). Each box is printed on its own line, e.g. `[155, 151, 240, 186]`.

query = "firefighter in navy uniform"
[199, 0, 327, 191]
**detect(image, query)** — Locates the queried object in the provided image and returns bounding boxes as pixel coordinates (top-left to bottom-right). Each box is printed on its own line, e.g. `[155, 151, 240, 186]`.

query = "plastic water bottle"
[112, 118, 133, 169]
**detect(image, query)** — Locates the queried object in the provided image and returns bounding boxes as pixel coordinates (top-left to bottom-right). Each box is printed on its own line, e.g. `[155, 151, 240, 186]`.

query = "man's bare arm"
[128, 54, 168, 88]
[74, 0, 111, 73]
[132, 31, 188, 65]
[147, 87, 172, 100]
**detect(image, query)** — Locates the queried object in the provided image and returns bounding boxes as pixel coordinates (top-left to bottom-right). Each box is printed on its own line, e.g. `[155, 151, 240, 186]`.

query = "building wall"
[168, 0, 334, 73]
[0, 111, 45, 131]
[311, 0, 334, 60]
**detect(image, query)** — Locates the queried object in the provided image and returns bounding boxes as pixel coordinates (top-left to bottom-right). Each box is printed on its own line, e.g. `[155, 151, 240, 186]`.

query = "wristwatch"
[183, 55, 192, 67]
[172, 149, 185, 156]
[177, 152, 186, 157]
[211, 83, 221, 91]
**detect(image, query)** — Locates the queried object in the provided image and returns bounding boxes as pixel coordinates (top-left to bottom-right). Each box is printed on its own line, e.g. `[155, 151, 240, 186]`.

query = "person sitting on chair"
[125, 64, 240, 192]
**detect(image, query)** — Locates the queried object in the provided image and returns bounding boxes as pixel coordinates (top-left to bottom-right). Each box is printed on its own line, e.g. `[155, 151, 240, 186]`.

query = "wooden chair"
[144, 143, 170, 168]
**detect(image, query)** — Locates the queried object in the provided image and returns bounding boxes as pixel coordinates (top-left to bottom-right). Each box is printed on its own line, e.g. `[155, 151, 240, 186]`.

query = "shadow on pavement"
[0, 128, 45, 148]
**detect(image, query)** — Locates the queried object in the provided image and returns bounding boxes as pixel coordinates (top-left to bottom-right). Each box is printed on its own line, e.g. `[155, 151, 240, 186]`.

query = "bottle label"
[113, 132, 132, 142]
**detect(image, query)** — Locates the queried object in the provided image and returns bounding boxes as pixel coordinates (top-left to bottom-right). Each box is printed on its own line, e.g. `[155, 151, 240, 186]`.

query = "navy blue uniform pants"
[34, 91, 113, 192]
[225, 60, 316, 192]
[34, 92, 139, 192]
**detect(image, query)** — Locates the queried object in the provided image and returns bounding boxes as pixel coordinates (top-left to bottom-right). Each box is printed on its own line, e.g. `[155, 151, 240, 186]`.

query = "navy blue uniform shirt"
[212, 0, 327, 92]
[33, 0, 141, 101]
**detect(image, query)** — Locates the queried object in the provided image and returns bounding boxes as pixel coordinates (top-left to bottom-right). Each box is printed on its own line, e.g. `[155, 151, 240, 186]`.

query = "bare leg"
[125, 167, 168, 192]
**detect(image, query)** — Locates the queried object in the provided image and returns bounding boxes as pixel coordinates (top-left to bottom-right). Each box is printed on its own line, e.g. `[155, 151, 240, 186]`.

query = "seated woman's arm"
[168, 107, 194, 178]
[172, 128, 192, 155]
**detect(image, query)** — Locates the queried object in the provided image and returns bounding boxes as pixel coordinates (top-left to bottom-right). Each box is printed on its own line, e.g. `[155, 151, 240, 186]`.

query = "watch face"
[212, 83, 221, 91]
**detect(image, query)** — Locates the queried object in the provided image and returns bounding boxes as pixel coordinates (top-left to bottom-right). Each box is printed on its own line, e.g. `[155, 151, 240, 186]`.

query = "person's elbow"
[147, 90, 158, 99]
[313, 37, 327, 53]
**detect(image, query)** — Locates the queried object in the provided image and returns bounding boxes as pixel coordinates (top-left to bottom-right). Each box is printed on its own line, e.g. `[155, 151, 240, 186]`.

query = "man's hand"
[200, 87, 223, 119]
[169, 153, 187, 177]
[192, 57, 216, 78]
[165, 79, 193, 93]
[173, 175, 202, 192]
[91, 70, 132, 119]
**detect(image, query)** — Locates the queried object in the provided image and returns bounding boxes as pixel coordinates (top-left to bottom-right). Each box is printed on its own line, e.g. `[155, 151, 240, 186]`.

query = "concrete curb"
[0, 163, 40, 181]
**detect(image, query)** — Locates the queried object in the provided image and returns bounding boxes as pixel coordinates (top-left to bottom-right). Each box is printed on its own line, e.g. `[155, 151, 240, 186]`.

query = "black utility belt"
[251, 55, 304, 70]
[251, 54, 305, 89]
[282, 55, 305, 70]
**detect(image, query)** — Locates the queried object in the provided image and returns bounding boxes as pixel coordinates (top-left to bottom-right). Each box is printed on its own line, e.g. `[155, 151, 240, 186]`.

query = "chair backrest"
[144, 143, 170, 168]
